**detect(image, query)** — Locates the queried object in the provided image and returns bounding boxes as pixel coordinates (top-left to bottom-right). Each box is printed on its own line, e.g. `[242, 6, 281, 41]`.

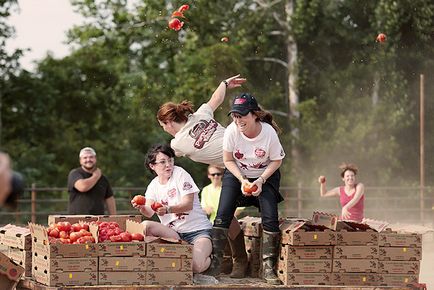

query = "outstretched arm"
[318, 176, 339, 197]
[207, 74, 246, 111]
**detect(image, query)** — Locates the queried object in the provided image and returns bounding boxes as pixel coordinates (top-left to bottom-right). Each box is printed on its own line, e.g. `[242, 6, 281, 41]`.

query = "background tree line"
[1, 0, 434, 194]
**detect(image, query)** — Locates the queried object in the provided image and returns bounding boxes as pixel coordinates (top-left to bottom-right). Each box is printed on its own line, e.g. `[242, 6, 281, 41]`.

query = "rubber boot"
[228, 231, 248, 278]
[262, 230, 281, 285]
[202, 227, 228, 277]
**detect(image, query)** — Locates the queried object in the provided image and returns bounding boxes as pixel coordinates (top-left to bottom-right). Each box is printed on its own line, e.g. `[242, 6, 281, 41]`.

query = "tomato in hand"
[151, 202, 163, 211]
[243, 184, 258, 194]
[132, 195, 146, 205]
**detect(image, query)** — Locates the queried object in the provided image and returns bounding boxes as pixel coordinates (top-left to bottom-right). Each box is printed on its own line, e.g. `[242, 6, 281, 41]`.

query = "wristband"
[258, 176, 266, 184]
[222, 80, 229, 87]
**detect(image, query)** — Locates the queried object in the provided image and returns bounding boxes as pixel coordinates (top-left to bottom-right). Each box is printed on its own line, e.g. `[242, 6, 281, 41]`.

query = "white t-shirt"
[171, 103, 225, 168]
[223, 122, 285, 178]
[145, 166, 212, 233]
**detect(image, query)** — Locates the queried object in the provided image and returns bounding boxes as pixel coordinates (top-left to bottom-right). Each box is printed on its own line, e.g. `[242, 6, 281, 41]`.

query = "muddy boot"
[202, 227, 228, 277]
[262, 230, 281, 285]
[228, 231, 248, 278]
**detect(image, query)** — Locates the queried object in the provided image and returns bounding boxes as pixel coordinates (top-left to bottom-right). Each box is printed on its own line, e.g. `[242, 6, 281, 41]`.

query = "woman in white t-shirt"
[131, 144, 212, 274]
[209, 93, 285, 284]
[156, 75, 250, 278]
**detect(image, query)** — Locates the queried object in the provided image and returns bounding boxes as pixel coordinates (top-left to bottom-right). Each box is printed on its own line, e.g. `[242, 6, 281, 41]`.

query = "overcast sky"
[6, 0, 84, 71]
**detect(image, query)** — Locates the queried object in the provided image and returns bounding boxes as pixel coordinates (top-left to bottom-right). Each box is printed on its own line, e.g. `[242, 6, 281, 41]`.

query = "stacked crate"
[97, 219, 193, 285]
[239, 216, 262, 278]
[332, 221, 379, 286]
[96, 220, 147, 285]
[0, 224, 32, 277]
[377, 229, 422, 287]
[29, 223, 99, 287]
[145, 236, 193, 285]
[277, 219, 335, 285]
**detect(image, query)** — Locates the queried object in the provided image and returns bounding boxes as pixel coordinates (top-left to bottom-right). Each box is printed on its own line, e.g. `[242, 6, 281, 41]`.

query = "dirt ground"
[419, 233, 434, 288]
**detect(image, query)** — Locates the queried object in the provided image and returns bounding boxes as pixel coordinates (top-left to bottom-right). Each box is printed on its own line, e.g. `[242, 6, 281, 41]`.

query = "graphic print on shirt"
[167, 188, 177, 198]
[251, 162, 267, 169]
[183, 182, 193, 190]
[234, 149, 244, 160]
[255, 148, 266, 158]
[189, 119, 218, 149]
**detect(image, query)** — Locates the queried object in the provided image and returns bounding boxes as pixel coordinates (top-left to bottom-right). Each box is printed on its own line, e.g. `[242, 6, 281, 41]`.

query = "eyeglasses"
[154, 158, 174, 166]
[209, 173, 222, 177]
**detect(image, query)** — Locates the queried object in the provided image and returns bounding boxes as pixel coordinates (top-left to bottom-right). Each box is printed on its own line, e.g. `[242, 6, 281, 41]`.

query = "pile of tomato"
[91, 221, 144, 243]
[47, 222, 94, 244]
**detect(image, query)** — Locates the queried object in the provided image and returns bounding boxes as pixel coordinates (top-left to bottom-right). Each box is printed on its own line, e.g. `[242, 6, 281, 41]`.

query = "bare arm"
[74, 168, 101, 192]
[132, 198, 155, 218]
[160, 193, 194, 215]
[223, 150, 245, 182]
[105, 196, 117, 215]
[318, 176, 340, 197]
[207, 75, 246, 111]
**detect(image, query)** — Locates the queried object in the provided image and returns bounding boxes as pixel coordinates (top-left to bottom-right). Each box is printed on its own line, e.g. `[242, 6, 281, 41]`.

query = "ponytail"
[252, 109, 281, 134]
[157, 100, 195, 124]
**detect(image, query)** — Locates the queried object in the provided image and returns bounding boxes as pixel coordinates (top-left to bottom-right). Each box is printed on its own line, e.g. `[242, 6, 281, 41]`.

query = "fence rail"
[0, 186, 433, 226]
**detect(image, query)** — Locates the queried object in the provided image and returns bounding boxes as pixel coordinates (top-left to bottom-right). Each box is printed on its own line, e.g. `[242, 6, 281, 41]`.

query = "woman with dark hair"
[131, 144, 213, 274]
[318, 163, 365, 222]
[205, 93, 285, 285]
[156, 75, 250, 278]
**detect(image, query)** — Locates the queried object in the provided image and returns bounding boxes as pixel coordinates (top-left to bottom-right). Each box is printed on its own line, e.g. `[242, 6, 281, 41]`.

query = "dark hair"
[339, 163, 358, 178]
[157, 101, 194, 124]
[5, 171, 24, 209]
[252, 109, 282, 134]
[145, 144, 175, 174]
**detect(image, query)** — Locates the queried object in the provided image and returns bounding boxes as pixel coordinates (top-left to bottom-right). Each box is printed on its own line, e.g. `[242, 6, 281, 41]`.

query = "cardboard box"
[98, 271, 147, 285]
[277, 257, 332, 273]
[29, 223, 98, 258]
[146, 271, 193, 285]
[0, 224, 32, 250]
[333, 259, 378, 273]
[332, 273, 378, 286]
[0, 252, 25, 290]
[33, 253, 98, 272]
[379, 231, 422, 247]
[99, 256, 146, 271]
[145, 257, 192, 272]
[278, 272, 332, 285]
[48, 214, 142, 231]
[379, 246, 421, 261]
[333, 246, 379, 259]
[336, 221, 379, 246]
[377, 260, 420, 274]
[280, 219, 336, 246]
[312, 211, 338, 230]
[239, 216, 262, 237]
[32, 268, 97, 287]
[48, 215, 98, 226]
[94, 219, 147, 257]
[8, 247, 31, 276]
[377, 273, 419, 286]
[146, 237, 193, 258]
[281, 244, 332, 260]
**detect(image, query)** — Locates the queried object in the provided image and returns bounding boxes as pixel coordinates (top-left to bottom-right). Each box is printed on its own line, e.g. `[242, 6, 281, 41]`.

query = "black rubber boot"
[262, 230, 281, 285]
[202, 227, 228, 277]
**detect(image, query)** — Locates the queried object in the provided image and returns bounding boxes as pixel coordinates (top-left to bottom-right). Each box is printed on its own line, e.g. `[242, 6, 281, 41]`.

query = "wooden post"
[297, 181, 302, 217]
[420, 74, 425, 223]
[31, 183, 36, 223]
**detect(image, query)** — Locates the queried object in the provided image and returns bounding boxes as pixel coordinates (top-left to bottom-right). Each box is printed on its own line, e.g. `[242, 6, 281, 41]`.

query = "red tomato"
[168, 18, 184, 31]
[376, 33, 387, 43]
[109, 235, 123, 242]
[243, 184, 258, 194]
[114, 228, 122, 235]
[120, 232, 132, 242]
[171, 11, 184, 18]
[151, 202, 163, 211]
[79, 229, 92, 237]
[59, 238, 71, 244]
[99, 222, 109, 228]
[48, 228, 60, 238]
[178, 4, 189, 12]
[56, 222, 71, 232]
[132, 195, 146, 205]
[59, 231, 69, 239]
[319, 176, 326, 184]
[71, 223, 82, 232]
[81, 224, 89, 231]
[99, 234, 108, 242]
[131, 233, 144, 241]
[69, 231, 83, 243]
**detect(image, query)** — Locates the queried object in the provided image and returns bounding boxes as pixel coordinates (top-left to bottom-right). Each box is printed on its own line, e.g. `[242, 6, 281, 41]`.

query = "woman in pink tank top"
[318, 163, 365, 222]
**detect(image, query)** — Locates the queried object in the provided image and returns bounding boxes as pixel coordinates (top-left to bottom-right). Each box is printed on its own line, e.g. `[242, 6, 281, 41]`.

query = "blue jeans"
[214, 169, 283, 232]
[178, 228, 212, 244]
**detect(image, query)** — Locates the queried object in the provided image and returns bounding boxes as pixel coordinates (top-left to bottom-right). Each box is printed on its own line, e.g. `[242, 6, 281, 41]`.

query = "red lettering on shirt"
[189, 119, 218, 149]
